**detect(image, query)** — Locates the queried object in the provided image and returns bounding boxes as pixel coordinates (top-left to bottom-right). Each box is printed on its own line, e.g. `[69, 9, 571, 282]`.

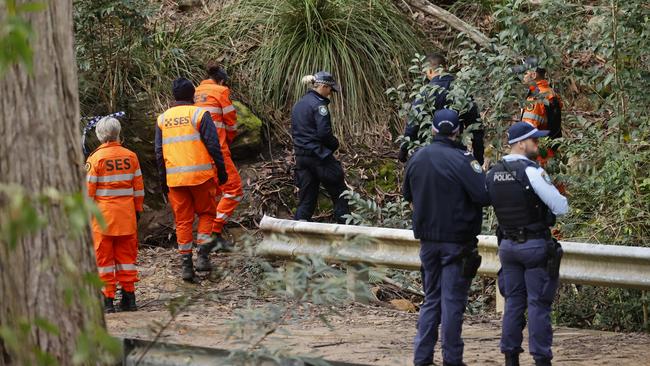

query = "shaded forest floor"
[106, 244, 650, 365]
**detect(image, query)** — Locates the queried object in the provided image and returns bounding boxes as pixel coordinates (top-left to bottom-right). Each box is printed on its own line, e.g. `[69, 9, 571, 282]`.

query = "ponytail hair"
[302, 74, 316, 85]
[206, 62, 228, 83]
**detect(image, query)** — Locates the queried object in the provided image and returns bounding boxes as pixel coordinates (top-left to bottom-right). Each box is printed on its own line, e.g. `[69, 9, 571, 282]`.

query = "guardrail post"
[643, 291, 648, 330]
[347, 263, 369, 304]
[496, 281, 505, 315]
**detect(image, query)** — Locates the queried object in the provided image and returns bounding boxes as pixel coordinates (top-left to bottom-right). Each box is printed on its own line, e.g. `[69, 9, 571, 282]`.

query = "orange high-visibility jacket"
[157, 105, 216, 187]
[86, 142, 144, 236]
[521, 80, 563, 130]
[194, 79, 238, 147]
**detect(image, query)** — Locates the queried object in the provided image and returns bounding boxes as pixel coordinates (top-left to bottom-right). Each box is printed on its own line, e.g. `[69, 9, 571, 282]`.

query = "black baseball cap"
[507, 121, 549, 144]
[432, 109, 460, 135]
[313, 71, 341, 93]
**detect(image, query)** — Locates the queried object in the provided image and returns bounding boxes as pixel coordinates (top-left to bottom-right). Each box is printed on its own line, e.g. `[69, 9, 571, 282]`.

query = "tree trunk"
[0, 1, 105, 365]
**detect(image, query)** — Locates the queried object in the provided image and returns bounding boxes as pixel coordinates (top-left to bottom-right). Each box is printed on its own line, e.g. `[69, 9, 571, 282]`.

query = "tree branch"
[406, 0, 492, 50]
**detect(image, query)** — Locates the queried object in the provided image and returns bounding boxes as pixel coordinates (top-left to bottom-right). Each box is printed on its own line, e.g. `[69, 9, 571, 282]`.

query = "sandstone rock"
[230, 101, 263, 161]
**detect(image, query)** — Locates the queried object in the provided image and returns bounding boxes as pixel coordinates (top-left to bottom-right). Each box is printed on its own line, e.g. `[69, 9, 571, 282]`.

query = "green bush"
[222, 0, 423, 146]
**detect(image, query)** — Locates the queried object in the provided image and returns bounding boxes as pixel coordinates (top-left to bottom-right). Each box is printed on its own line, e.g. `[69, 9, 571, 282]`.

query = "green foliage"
[226, 234, 374, 364]
[387, 53, 483, 158]
[554, 286, 648, 332]
[74, 0, 224, 116]
[0, 0, 46, 74]
[342, 189, 411, 229]
[223, 0, 422, 145]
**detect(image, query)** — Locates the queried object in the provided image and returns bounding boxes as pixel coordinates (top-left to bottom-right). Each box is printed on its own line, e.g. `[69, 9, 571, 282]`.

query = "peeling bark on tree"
[407, 0, 493, 49]
[0, 1, 105, 365]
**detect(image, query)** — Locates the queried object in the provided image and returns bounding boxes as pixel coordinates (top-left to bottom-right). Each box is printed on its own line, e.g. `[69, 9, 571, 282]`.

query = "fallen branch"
[407, 0, 492, 50]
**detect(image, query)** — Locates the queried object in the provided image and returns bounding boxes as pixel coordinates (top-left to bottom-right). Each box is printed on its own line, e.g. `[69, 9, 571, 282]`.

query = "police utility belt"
[497, 226, 563, 279]
[498, 226, 550, 243]
[294, 148, 317, 157]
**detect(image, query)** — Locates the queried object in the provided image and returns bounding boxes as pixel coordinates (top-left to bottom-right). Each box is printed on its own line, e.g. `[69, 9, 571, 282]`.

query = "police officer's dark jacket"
[402, 75, 485, 164]
[291, 90, 339, 160]
[403, 135, 490, 242]
[486, 159, 554, 233]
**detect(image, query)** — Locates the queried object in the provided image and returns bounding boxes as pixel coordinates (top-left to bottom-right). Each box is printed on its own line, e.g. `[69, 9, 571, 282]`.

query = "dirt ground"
[107, 246, 650, 366]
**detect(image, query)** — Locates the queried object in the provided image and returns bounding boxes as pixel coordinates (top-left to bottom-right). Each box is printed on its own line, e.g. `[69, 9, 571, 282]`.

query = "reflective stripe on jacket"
[521, 80, 562, 130]
[194, 79, 238, 147]
[157, 105, 216, 187]
[86, 141, 144, 235]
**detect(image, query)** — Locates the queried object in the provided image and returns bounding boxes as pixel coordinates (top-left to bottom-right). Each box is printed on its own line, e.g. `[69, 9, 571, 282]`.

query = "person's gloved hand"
[398, 147, 409, 163]
[160, 183, 169, 195]
[136, 211, 141, 222]
[218, 169, 228, 186]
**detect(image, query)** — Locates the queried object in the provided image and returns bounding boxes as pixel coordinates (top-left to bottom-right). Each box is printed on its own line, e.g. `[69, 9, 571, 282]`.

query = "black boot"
[119, 290, 137, 311]
[535, 358, 552, 366]
[195, 243, 214, 272]
[212, 232, 234, 253]
[181, 254, 195, 282]
[505, 353, 520, 366]
[442, 362, 466, 366]
[103, 295, 115, 313]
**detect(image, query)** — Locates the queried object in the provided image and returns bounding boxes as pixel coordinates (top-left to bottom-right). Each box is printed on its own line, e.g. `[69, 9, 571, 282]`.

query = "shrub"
[222, 0, 423, 146]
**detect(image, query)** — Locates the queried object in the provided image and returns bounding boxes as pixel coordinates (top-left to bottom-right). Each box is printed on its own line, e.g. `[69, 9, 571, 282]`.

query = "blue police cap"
[314, 71, 341, 93]
[432, 109, 460, 135]
[172, 77, 195, 102]
[507, 121, 549, 144]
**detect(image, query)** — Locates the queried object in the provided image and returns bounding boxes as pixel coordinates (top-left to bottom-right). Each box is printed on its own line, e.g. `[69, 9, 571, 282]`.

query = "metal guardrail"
[122, 338, 371, 366]
[258, 216, 650, 291]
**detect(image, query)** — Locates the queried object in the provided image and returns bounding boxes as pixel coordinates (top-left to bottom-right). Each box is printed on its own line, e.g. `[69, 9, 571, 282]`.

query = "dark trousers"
[498, 238, 558, 362]
[294, 155, 350, 224]
[414, 241, 471, 366]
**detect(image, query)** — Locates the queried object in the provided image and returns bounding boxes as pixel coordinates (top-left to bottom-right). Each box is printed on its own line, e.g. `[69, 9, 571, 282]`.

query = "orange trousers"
[214, 154, 243, 233]
[168, 179, 218, 254]
[93, 231, 138, 298]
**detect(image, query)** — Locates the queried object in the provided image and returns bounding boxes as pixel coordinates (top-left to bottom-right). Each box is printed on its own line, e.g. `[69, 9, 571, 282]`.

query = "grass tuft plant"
[224, 0, 422, 146]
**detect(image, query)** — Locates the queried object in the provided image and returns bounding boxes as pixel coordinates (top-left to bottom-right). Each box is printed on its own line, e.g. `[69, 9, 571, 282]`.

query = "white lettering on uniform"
[493, 171, 516, 182]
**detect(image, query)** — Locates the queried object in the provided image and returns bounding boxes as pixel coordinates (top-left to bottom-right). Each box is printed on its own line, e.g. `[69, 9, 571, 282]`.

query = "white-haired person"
[291, 71, 349, 224]
[86, 116, 144, 313]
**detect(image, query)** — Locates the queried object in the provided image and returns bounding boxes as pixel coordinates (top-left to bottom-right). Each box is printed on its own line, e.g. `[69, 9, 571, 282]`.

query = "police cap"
[432, 109, 460, 135]
[507, 121, 549, 144]
[314, 71, 341, 93]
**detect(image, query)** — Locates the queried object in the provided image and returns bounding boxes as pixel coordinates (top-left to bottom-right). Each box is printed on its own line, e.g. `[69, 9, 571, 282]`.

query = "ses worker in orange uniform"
[86, 116, 144, 313]
[517, 58, 563, 166]
[155, 78, 228, 282]
[194, 65, 242, 250]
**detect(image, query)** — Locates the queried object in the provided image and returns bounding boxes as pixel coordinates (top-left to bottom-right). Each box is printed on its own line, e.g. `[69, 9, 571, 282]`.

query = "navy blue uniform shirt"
[291, 90, 339, 159]
[403, 135, 490, 242]
[402, 74, 485, 164]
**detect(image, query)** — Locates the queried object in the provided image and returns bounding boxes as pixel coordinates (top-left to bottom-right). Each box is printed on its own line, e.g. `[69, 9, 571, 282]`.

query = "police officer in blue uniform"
[403, 109, 490, 366]
[291, 71, 350, 224]
[399, 53, 485, 165]
[486, 122, 568, 366]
